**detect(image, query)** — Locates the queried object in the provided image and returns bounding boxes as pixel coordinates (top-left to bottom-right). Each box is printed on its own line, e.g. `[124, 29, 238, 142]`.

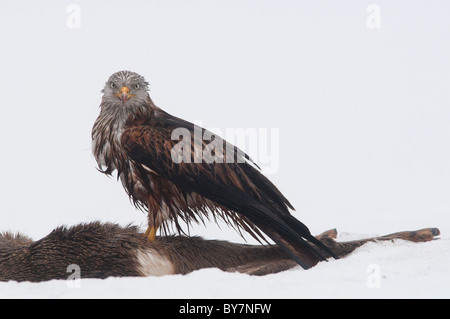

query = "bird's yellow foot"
[144, 226, 157, 241]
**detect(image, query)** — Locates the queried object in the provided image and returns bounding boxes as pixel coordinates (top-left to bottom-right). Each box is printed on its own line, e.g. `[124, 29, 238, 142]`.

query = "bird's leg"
[144, 226, 158, 241]
[144, 199, 169, 241]
[143, 197, 160, 241]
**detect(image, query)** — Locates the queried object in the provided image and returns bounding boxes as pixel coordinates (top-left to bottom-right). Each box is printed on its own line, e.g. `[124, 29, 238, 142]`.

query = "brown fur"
[0, 222, 440, 282]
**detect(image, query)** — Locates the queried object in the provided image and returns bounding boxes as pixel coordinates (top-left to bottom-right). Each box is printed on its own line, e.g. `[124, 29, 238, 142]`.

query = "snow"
[1, 1, 450, 299]
[1, 233, 449, 299]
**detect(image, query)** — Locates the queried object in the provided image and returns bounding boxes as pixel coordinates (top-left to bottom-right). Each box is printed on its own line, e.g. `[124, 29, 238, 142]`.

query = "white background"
[0, 1, 449, 247]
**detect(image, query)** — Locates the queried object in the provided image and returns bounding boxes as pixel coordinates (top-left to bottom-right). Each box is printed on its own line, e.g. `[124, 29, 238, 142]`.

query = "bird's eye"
[110, 82, 116, 89]
[134, 84, 140, 90]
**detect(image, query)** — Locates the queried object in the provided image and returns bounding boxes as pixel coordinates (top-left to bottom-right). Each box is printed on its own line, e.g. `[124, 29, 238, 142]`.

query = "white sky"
[0, 0, 449, 242]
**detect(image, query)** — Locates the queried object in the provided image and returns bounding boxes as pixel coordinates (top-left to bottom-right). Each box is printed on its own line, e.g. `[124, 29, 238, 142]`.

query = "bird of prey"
[92, 70, 336, 269]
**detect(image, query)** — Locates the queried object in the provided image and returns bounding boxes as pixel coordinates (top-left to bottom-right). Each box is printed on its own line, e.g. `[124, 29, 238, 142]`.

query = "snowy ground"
[1, 1, 450, 300]
[1, 231, 448, 299]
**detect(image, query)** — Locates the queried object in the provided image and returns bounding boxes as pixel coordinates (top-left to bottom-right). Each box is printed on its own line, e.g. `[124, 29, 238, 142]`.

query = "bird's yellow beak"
[114, 86, 134, 104]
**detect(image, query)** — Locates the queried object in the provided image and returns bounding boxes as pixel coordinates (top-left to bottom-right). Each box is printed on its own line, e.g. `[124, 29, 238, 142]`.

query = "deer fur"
[0, 222, 440, 282]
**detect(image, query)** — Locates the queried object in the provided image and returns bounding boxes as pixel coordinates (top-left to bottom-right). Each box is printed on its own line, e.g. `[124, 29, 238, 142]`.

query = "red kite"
[92, 71, 336, 269]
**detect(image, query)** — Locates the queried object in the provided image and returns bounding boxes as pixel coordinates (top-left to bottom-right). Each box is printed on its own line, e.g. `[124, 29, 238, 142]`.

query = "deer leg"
[227, 229, 342, 275]
[315, 228, 338, 241]
[226, 228, 441, 275]
[372, 228, 440, 243]
[227, 259, 299, 276]
[316, 227, 441, 259]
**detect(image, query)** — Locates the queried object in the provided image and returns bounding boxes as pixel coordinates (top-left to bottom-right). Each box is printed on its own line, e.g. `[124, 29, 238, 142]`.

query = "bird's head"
[102, 71, 150, 108]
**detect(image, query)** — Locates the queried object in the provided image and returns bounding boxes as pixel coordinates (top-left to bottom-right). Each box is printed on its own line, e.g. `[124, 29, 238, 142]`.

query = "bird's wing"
[121, 111, 336, 269]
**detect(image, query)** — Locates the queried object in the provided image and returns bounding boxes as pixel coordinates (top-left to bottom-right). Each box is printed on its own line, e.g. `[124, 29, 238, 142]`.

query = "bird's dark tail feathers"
[282, 214, 338, 260]
[195, 179, 337, 270]
[245, 205, 338, 270]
